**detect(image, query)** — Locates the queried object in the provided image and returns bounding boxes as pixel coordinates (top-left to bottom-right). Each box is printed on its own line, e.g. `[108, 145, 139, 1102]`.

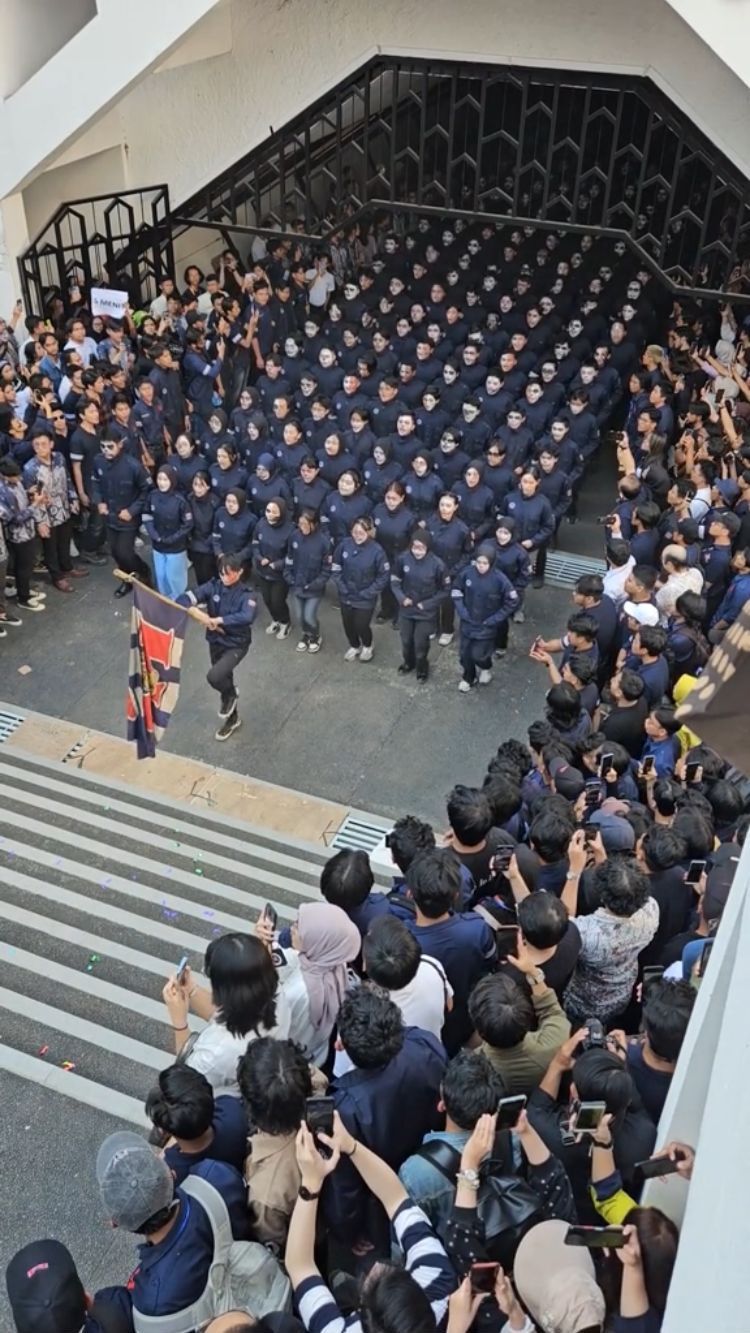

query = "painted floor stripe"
[0, 942, 203, 1033]
[0, 1042, 146, 1125]
[0, 782, 321, 902]
[0, 985, 168, 1069]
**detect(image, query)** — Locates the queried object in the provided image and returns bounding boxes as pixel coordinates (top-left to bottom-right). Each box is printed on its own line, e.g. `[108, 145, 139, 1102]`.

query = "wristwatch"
[529, 967, 546, 989]
[298, 1183, 322, 1201]
[456, 1167, 481, 1190]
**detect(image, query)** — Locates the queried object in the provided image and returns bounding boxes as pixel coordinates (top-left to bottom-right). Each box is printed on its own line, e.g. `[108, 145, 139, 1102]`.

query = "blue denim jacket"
[398, 1129, 470, 1235]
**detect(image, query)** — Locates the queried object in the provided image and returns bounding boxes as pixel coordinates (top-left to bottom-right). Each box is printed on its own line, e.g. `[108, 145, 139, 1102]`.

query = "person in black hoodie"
[391, 529, 451, 683]
[212, 487, 256, 577]
[426, 491, 472, 645]
[372, 481, 415, 625]
[142, 463, 193, 599]
[177, 552, 256, 741]
[252, 497, 294, 638]
[284, 509, 331, 653]
[188, 470, 219, 584]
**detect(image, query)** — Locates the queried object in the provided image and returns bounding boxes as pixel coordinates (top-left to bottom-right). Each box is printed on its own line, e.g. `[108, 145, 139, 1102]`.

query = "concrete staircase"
[0, 747, 387, 1123]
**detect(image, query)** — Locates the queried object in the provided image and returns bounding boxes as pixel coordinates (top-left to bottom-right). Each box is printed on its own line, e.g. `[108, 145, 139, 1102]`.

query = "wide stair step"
[0, 748, 389, 1122]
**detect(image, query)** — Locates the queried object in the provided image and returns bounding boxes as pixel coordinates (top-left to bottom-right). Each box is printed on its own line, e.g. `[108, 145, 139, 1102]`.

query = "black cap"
[6, 1240, 86, 1333]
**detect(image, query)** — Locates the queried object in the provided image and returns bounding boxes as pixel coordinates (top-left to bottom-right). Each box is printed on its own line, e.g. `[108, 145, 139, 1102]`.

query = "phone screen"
[305, 1096, 334, 1138]
[642, 756, 656, 776]
[635, 1153, 682, 1183]
[493, 846, 513, 873]
[685, 859, 707, 886]
[571, 1100, 606, 1133]
[685, 762, 700, 783]
[470, 1262, 499, 1293]
[175, 955, 189, 984]
[263, 901, 278, 929]
[642, 965, 664, 988]
[497, 1094, 526, 1130]
[565, 1225, 626, 1249]
[600, 753, 614, 775]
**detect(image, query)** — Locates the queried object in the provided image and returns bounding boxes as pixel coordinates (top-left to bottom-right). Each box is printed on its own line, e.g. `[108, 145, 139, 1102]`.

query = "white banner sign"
[90, 287, 128, 319]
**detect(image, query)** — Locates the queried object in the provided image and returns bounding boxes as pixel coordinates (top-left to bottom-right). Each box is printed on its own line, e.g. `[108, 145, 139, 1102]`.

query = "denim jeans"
[295, 594, 322, 638]
[152, 550, 189, 600]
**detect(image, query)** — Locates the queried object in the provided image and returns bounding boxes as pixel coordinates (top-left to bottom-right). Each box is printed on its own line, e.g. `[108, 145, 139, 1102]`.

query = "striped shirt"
[295, 1199, 456, 1333]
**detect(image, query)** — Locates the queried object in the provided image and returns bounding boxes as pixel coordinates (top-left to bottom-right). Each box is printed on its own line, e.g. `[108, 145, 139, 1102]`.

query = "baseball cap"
[548, 756, 585, 801]
[623, 600, 659, 627]
[6, 1240, 85, 1333]
[588, 811, 635, 853]
[514, 1220, 606, 1333]
[96, 1131, 174, 1232]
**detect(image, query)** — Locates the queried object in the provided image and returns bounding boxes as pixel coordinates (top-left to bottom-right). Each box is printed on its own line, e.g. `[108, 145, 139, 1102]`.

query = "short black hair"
[672, 809, 714, 858]
[204, 933, 278, 1037]
[649, 705, 680, 736]
[518, 891, 569, 949]
[638, 625, 668, 657]
[446, 784, 494, 845]
[652, 778, 681, 817]
[483, 774, 522, 825]
[575, 574, 604, 599]
[705, 778, 746, 827]
[566, 652, 596, 686]
[494, 738, 533, 780]
[619, 669, 645, 701]
[364, 916, 421, 990]
[567, 611, 598, 644]
[407, 849, 462, 918]
[388, 815, 435, 873]
[546, 682, 582, 727]
[338, 986, 404, 1069]
[441, 1051, 506, 1128]
[145, 1064, 214, 1140]
[528, 719, 558, 755]
[237, 1037, 312, 1135]
[595, 859, 651, 917]
[469, 973, 535, 1049]
[573, 1049, 635, 1117]
[530, 809, 574, 863]
[640, 825, 687, 872]
[320, 848, 374, 910]
[631, 564, 658, 592]
[359, 1266, 435, 1333]
[642, 980, 696, 1062]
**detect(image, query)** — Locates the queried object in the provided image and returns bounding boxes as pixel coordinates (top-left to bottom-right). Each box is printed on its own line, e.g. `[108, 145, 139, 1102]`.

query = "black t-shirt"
[660, 928, 702, 969]
[69, 425, 101, 491]
[601, 698, 650, 759]
[514, 844, 569, 897]
[498, 920, 582, 1001]
[455, 828, 514, 898]
[640, 867, 693, 965]
[626, 1041, 672, 1125]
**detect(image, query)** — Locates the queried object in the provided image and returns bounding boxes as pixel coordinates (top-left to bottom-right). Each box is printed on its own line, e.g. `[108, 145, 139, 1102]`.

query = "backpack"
[132, 1174, 291, 1333]
[416, 1135, 543, 1268]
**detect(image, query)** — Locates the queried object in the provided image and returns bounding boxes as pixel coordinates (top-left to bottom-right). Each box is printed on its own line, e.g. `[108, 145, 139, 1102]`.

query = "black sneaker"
[78, 551, 108, 566]
[397, 663, 415, 674]
[218, 690, 238, 718]
[215, 710, 242, 741]
[0, 612, 22, 627]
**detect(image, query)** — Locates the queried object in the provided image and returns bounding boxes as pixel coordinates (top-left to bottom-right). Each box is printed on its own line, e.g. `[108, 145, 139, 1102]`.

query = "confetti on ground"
[38, 1045, 49, 1057]
[61, 1061, 76, 1072]
[211, 926, 223, 936]
[194, 867, 203, 875]
[202, 909, 215, 918]
[85, 953, 100, 972]
[17, 665, 32, 675]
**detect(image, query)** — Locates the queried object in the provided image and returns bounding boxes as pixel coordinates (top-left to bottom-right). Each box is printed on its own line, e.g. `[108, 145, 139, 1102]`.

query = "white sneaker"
[512, 609, 525, 624]
[296, 639, 309, 653]
[344, 647, 360, 661]
[308, 638, 321, 653]
[265, 621, 281, 636]
[276, 623, 291, 639]
[458, 679, 472, 693]
[359, 645, 373, 662]
[19, 600, 45, 612]
[478, 668, 493, 686]
[438, 633, 454, 646]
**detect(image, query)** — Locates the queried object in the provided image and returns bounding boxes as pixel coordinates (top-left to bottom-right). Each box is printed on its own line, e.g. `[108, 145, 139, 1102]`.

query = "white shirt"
[333, 955, 451, 1077]
[64, 336, 99, 368]
[150, 293, 169, 318]
[186, 987, 290, 1091]
[305, 268, 336, 307]
[603, 558, 635, 608]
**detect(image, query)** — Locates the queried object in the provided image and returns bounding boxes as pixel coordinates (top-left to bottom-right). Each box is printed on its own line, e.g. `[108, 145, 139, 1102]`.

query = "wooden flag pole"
[113, 569, 207, 626]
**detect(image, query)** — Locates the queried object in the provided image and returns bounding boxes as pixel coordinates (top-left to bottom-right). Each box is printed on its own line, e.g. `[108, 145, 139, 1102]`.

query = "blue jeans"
[295, 594, 322, 639]
[153, 550, 189, 601]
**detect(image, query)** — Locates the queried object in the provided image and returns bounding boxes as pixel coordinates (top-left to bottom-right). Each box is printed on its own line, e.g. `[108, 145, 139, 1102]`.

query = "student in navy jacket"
[453, 543, 518, 691]
[252, 497, 294, 638]
[426, 492, 472, 644]
[291, 454, 330, 517]
[454, 462, 496, 543]
[321, 469, 372, 545]
[332, 516, 390, 661]
[403, 451, 443, 520]
[284, 509, 331, 652]
[90, 434, 152, 595]
[209, 441, 248, 503]
[372, 481, 416, 625]
[492, 515, 532, 652]
[247, 452, 292, 518]
[212, 487, 256, 576]
[142, 463, 193, 600]
[177, 553, 257, 739]
[362, 439, 403, 504]
[172, 433, 205, 494]
[505, 470, 556, 585]
[187, 470, 219, 584]
[391, 529, 451, 683]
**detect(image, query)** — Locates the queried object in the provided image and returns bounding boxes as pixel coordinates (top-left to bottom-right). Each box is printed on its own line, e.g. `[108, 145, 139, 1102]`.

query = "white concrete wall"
[0, 0, 96, 98]
[94, 0, 750, 208]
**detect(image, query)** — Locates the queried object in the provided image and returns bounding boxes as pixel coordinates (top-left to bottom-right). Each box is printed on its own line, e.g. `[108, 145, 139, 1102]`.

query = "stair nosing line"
[0, 982, 171, 1070]
[0, 1043, 147, 1125]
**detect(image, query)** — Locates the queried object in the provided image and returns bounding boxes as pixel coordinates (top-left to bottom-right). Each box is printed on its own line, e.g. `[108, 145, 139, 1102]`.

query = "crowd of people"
[4, 213, 750, 1333]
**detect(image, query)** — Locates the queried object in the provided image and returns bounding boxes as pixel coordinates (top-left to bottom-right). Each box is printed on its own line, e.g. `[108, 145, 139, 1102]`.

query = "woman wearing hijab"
[266, 903, 360, 1067]
[212, 486, 256, 578]
[391, 529, 450, 683]
[188, 469, 220, 584]
[142, 463, 193, 599]
[252, 498, 294, 638]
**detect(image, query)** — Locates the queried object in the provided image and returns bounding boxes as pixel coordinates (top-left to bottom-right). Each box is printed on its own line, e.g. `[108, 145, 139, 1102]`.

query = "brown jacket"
[245, 1130, 301, 1250]
[479, 983, 570, 1095]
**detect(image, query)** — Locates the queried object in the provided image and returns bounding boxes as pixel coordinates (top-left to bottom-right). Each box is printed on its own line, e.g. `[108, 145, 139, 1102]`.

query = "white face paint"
[555, 344, 569, 360]
[344, 284, 358, 299]
[568, 321, 583, 338]
[458, 255, 470, 270]
[526, 384, 542, 401]
[418, 218, 430, 233]
[467, 239, 480, 254]
[483, 276, 497, 291]
[443, 365, 458, 383]
[467, 291, 480, 305]
[551, 422, 567, 441]
[319, 349, 335, 368]
[485, 375, 501, 393]
[426, 245, 439, 263]
[447, 270, 460, 285]
[384, 238, 397, 253]
[580, 365, 596, 383]
[614, 240, 626, 256]
[627, 283, 642, 300]
[622, 305, 636, 321]
[284, 338, 298, 356]
[541, 363, 556, 381]
[500, 296, 513, 313]
[462, 403, 480, 421]
[442, 230, 455, 247]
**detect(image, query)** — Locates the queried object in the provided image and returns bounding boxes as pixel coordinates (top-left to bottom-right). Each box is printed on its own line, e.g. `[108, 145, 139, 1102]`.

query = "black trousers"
[41, 518, 73, 579]
[437, 598, 455, 635]
[341, 604, 373, 648]
[207, 641, 249, 697]
[399, 616, 435, 673]
[379, 583, 399, 623]
[108, 526, 150, 580]
[258, 575, 290, 625]
[190, 549, 217, 585]
[8, 538, 37, 603]
[76, 506, 107, 553]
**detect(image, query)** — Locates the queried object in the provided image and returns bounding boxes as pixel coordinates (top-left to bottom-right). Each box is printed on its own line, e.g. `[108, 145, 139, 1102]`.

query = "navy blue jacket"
[372, 501, 416, 560]
[431, 446, 471, 489]
[188, 490, 219, 552]
[325, 1028, 447, 1239]
[392, 550, 451, 620]
[453, 564, 519, 639]
[292, 474, 330, 517]
[247, 470, 292, 517]
[183, 349, 222, 418]
[321, 489, 372, 544]
[362, 456, 403, 503]
[209, 461, 249, 503]
[212, 504, 256, 562]
[273, 440, 309, 479]
[504, 490, 555, 547]
[426, 513, 472, 574]
[403, 469, 443, 519]
[483, 460, 516, 510]
[454, 479, 496, 540]
[252, 516, 294, 580]
[90, 453, 151, 530]
[179, 578, 257, 649]
[493, 539, 532, 590]
[315, 447, 357, 486]
[142, 489, 193, 553]
[285, 527, 332, 596]
[172, 452, 204, 494]
[332, 536, 390, 608]
[538, 467, 572, 521]
[415, 405, 451, 447]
